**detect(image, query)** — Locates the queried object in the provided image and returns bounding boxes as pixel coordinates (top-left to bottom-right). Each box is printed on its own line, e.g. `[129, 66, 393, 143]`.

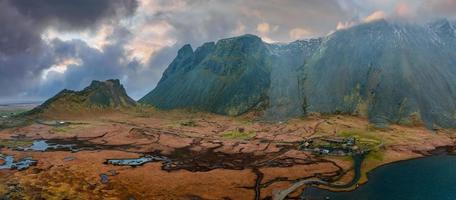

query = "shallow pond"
[17, 140, 97, 152]
[18, 140, 73, 151]
[106, 155, 170, 166]
[302, 154, 456, 200]
[0, 155, 37, 170]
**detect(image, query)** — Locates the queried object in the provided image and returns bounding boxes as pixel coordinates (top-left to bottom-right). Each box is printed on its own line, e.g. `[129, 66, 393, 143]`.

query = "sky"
[1, 0, 456, 102]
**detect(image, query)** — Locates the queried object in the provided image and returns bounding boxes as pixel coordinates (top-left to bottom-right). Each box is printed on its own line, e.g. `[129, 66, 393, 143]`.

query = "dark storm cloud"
[0, 0, 53, 98]
[35, 28, 137, 96]
[0, 45, 54, 99]
[0, 0, 42, 55]
[33, 26, 154, 100]
[0, 0, 138, 101]
[9, 0, 138, 30]
[0, 0, 137, 55]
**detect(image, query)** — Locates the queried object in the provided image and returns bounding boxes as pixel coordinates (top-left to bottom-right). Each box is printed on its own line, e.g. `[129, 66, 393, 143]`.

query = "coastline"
[302, 144, 456, 195]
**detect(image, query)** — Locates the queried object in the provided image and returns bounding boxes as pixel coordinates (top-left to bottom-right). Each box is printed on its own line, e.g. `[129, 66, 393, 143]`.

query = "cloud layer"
[1, 0, 455, 102]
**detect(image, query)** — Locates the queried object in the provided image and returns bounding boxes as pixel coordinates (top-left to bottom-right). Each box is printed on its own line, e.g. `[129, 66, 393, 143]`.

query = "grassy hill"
[26, 79, 136, 116]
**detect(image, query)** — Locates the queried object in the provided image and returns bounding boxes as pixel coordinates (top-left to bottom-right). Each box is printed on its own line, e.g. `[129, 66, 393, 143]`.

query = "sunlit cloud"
[363, 11, 387, 22]
[257, 22, 271, 35]
[289, 28, 314, 40]
[395, 2, 412, 17]
[256, 22, 279, 43]
[231, 21, 246, 35]
[336, 21, 356, 30]
[124, 20, 176, 64]
[138, 0, 187, 14]
[41, 58, 82, 80]
[42, 24, 115, 51]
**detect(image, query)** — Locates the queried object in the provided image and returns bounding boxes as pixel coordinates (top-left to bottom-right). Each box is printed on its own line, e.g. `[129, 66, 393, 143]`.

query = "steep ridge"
[141, 35, 272, 115]
[140, 34, 321, 116]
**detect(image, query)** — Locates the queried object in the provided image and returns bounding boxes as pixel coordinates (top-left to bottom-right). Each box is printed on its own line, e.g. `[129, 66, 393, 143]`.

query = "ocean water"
[302, 155, 456, 200]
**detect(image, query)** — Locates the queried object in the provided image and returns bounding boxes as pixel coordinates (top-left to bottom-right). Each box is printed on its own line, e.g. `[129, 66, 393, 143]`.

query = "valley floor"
[0, 108, 455, 200]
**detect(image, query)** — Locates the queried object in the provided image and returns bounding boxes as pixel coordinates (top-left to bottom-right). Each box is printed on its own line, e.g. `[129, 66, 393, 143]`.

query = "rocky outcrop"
[28, 79, 136, 115]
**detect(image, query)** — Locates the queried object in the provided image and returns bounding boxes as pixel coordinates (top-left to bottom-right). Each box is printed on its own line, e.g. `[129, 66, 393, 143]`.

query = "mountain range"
[140, 19, 456, 129]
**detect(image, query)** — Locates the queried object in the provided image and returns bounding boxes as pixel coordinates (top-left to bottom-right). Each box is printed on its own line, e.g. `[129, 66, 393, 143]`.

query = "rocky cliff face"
[302, 20, 456, 128]
[29, 79, 136, 114]
[264, 39, 321, 120]
[139, 34, 321, 116]
[141, 19, 456, 128]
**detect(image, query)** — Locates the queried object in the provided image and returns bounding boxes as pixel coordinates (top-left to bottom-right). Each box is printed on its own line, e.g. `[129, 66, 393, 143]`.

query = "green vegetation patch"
[51, 123, 91, 133]
[338, 130, 383, 150]
[52, 126, 73, 133]
[180, 120, 198, 127]
[0, 139, 33, 149]
[338, 130, 380, 141]
[132, 104, 156, 117]
[337, 130, 384, 161]
[0, 109, 28, 116]
[366, 149, 384, 161]
[222, 130, 256, 140]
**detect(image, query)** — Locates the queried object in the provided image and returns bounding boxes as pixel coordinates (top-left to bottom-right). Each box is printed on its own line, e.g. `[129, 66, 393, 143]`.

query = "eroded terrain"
[0, 109, 455, 200]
